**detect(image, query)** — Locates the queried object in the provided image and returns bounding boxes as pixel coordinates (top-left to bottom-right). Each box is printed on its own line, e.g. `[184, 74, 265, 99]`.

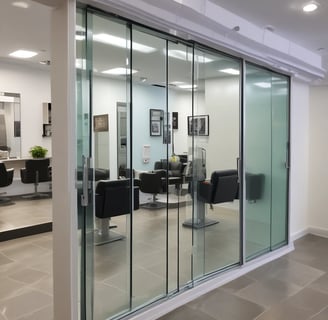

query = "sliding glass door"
[244, 63, 289, 260]
[76, 6, 289, 320]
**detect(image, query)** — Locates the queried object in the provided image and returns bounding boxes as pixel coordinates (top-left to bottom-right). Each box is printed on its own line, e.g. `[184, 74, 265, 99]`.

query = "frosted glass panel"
[245, 64, 272, 259]
[271, 74, 289, 249]
[245, 64, 289, 260]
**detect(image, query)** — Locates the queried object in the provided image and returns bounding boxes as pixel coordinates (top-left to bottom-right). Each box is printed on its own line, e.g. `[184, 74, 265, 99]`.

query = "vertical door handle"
[285, 142, 290, 169]
[81, 155, 90, 207]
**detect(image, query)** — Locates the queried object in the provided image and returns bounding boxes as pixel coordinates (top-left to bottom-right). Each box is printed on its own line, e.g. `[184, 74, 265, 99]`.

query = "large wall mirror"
[0, 92, 21, 158]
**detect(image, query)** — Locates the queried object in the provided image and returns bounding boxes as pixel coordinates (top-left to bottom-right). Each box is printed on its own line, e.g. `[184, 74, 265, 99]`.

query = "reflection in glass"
[245, 64, 289, 260]
[192, 47, 241, 277]
[0, 92, 21, 158]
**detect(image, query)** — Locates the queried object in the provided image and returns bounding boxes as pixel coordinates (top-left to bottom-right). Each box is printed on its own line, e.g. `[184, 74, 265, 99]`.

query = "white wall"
[308, 85, 328, 236]
[0, 62, 52, 157]
[289, 80, 310, 239]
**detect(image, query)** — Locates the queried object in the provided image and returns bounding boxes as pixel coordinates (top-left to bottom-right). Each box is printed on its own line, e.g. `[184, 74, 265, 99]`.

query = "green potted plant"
[29, 145, 48, 158]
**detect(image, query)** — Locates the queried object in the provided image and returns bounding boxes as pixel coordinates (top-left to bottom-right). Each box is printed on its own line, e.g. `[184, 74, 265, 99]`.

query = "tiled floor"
[1, 201, 327, 320]
[0, 197, 52, 232]
[159, 234, 328, 320]
[0, 233, 53, 320]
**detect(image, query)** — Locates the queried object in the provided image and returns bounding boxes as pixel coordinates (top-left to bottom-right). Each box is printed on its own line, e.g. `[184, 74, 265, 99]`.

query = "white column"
[51, 0, 78, 319]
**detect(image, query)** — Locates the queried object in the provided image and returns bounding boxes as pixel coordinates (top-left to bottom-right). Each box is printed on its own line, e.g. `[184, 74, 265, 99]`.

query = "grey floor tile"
[16, 304, 53, 320]
[0, 277, 26, 300]
[255, 303, 313, 320]
[0, 289, 52, 319]
[9, 268, 48, 284]
[309, 273, 328, 294]
[0, 253, 13, 266]
[158, 305, 217, 320]
[283, 287, 328, 314]
[221, 275, 255, 294]
[236, 278, 302, 308]
[310, 306, 328, 320]
[189, 289, 265, 320]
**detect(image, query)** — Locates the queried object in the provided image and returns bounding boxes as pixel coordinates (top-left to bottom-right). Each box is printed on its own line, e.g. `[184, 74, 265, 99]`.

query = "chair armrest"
[7, 168, 14, 183]
[197, 180, 213, 203]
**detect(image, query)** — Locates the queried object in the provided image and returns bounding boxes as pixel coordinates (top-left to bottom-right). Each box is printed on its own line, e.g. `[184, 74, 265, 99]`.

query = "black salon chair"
[20, 159, 52, 199]
[183, 169, 239, 228]
[198, 170, 239, 204]
[0, 162, 14, 205]
[139, 170, 166, 209]
[95, 179, 139, 245]
[246, 172, 265, 202]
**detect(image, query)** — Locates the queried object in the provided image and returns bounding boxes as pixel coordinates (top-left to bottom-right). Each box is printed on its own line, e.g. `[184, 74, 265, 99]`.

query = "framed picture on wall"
[187, 115, 209, 136]
[151, 120, 161, 136]
[94, 114, 109, 132]
[150, 109, 163, 136]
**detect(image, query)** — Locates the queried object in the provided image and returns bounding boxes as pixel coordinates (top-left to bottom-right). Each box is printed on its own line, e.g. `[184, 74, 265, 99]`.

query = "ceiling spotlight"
[9, 50, 38, 59]
[12, 1, 29, 9]
[264, 25, 275, 32]
[303, 2, 319, 12]
[40, 60, 51, 65]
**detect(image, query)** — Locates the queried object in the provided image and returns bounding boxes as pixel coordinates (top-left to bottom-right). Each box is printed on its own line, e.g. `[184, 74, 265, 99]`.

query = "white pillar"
[51, 0, 78, 319]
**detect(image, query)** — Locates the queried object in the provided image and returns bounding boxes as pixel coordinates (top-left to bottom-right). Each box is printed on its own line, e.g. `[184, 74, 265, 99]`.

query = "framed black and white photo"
[151, 120, 161, 136]
[187, 115, 209, 136]
[150, 109, 163, 136]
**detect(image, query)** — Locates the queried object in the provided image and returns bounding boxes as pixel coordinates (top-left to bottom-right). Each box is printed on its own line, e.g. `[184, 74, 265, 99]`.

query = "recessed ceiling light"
[167, 50, 213, 63]
[9, 50, 38, 59]
[303, 2, 318, 12]
[101, 67, 138, 75]
[219, 68, 240, 75]
[93, 34, 156, 53]
[178, 84, 198, 90]
[254, 82, 271, 88]
[12, 1, 29, 9]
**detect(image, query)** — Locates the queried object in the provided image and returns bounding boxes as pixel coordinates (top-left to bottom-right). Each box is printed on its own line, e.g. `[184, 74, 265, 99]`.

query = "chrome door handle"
[81, 155, 90, 207]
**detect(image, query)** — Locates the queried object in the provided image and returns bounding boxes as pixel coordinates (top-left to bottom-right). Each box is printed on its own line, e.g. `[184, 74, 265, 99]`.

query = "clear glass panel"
[167, 41, 193, 291]
[245, 64, 272, 260]
[271, 74, 289, 249]
[76, 8, 94, 319]
[131, 27, 167, 307]
[192, 47, 241, 277]
[90, 13, 131, 319]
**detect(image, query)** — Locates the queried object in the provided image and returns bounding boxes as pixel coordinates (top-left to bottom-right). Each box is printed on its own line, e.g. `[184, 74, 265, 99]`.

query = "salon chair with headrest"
[183, 169, 239, 228]
[95, 179, 139, 245]
[139, 170, 166, 209]
[20, 158, 52, 199]
[0, 162, 14, 205]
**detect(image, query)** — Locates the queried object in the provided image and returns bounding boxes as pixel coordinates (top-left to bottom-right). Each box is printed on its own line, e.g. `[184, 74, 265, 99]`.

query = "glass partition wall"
[76, 7, 289, 320]
[244, 63, 289, 260]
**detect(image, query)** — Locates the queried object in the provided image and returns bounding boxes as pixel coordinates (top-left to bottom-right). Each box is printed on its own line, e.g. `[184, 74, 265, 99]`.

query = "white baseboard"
[291, 227, 328, 240]
[127, 244, 294, 320]
[291, 228, 309, 241]
[308, 226, 328, 238]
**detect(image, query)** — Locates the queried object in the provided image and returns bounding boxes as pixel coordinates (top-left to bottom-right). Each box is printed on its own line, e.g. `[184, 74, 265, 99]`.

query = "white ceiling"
[210, 0, 328, 73]
[0, 0, 327, 82]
